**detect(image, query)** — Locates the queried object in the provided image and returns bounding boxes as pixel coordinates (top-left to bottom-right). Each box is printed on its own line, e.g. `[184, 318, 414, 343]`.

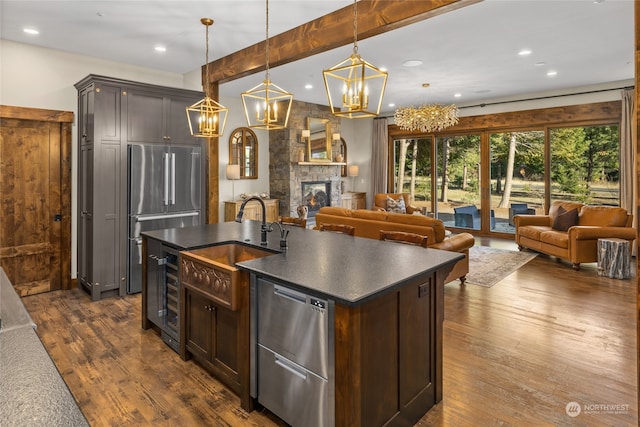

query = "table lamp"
[226, 164, 240, 200]
[348, 164, 359, 192]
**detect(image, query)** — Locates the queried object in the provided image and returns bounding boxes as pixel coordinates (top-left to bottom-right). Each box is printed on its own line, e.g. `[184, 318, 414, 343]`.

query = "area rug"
[464, 245, 538, 287]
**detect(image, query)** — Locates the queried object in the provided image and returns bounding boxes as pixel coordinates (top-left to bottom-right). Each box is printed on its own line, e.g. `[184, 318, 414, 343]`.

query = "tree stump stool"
[597, 238, 631, 279]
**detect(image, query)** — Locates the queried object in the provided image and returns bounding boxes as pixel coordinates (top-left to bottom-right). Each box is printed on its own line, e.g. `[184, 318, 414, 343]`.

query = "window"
[388, 101, 622, 236]
[550, 125, 620, 205]
[436, 134, 481, 229]
[490, 130, 544, 233]
[391, 137, 432, 213]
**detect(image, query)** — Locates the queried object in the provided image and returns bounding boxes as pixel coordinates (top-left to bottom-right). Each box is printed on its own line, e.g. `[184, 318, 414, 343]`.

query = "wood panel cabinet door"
[0, 106, 72, 295]
[184, 287, 243, 393]
[185, 290, 213, 360]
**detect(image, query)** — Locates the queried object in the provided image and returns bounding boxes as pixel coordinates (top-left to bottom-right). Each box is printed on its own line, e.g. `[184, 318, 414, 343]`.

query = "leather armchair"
[372, 193, 419, 214]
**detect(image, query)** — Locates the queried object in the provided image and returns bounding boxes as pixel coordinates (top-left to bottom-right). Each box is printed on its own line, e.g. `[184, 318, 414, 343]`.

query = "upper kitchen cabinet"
[75, 75, 205, 301]
[125, 88, 200, 144]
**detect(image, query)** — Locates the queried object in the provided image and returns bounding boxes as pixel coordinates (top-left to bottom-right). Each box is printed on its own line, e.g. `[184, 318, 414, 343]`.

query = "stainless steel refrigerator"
[127, 143, 203, 294]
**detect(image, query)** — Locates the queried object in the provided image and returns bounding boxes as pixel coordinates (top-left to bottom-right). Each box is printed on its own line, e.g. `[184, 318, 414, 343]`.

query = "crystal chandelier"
[394, 104, 459, 133]
[241, 0, 293, 130]
[186, 18, 229, 138]
[322, 0, 387, 119]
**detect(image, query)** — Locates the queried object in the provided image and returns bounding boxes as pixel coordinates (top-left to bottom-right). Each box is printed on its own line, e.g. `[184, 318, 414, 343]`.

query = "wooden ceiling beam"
[206, 0, 482, 84]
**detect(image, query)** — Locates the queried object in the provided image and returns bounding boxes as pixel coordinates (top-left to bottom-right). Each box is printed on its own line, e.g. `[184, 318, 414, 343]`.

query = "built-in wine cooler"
[145, 238, 180, 353]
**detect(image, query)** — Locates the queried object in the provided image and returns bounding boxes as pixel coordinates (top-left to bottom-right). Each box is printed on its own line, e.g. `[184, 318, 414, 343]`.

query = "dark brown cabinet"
[179, 249, 252, 411]
[183, 288, 241, 381]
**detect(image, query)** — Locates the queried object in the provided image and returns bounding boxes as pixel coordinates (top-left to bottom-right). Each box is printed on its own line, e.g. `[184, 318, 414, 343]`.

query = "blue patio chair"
[454, 205, 495, 229]
[509, 203, 535, 225]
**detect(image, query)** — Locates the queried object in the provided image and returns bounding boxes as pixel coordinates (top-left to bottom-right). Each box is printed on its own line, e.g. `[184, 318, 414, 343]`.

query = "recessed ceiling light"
[518, 49, 532, 56]
[154, 45, 166, 53]
[422, 83, 430, 88]
[388, 103, 395, 108]
[547, 70, 558, 77]
[454, 93, 462, 98]
[534, 61, 546, 66]
[23, 28, 39, 35]
[305, 84, 313, 90]
[403, 60, 423, 67]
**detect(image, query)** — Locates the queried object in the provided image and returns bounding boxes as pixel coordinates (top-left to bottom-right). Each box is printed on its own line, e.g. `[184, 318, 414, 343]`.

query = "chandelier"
[322, 0, 387, 119]
[186, 18, 229, 138]
[394, 104, 459, 133]
[241, 0, 293, 130]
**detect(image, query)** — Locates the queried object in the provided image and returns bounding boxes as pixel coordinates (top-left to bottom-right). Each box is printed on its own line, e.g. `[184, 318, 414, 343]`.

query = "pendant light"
[322, 0, 388, 119]
[186, 18, 229, 138]
[241, 0, 293, 130]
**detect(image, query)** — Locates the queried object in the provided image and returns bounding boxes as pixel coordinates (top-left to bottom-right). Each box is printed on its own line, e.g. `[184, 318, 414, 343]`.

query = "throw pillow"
[386, 196, 406, 214]
[552, 206, 578, 231]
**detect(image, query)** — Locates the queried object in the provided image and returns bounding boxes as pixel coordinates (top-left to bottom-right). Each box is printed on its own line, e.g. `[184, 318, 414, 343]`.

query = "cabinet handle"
[204, 304, 216, 312]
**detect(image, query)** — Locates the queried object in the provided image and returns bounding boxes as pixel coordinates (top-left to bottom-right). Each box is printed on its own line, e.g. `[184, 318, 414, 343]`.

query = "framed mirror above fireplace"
[306, 117, 331, 162]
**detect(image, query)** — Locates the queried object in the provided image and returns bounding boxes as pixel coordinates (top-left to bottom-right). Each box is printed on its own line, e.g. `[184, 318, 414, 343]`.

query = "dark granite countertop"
[143, 220, 463, 306]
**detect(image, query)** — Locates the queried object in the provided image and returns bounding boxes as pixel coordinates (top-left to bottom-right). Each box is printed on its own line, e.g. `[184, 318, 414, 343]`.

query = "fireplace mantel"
[296, 162, 346, 166]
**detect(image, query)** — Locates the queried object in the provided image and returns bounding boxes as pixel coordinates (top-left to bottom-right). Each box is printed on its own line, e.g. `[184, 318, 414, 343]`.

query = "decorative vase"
[298, 149, 305, 162]
[296, 205, 308, 219]
[335, 153, 344, 163]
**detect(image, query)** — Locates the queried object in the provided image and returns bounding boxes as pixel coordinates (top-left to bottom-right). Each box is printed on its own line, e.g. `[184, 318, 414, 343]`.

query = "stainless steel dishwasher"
[251, 277, 335, 427]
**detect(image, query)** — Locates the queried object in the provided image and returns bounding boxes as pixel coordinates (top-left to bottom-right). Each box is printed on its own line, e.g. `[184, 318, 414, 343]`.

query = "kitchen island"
[142, 220, 462, 427]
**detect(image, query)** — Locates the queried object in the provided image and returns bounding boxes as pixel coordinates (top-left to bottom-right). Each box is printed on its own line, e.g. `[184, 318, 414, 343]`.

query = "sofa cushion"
[352, 209, 388, 221]
[579, 205, 629, 227]
[552, 206, 579, 231]
[539, 230, 570, 249]
[386, 195, 406, 213]
[518, 225, 551, 241]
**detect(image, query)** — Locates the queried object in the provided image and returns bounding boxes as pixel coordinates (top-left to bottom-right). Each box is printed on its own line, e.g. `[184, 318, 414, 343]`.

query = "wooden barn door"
[0, 106, 72, 296]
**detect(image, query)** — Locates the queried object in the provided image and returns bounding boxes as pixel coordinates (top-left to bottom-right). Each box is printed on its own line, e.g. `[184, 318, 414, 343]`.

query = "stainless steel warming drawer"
[252, 277, 335, 427]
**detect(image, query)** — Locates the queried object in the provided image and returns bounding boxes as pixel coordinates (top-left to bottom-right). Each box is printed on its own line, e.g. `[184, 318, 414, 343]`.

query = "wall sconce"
[299, 129, 310, 144]
[226, 164, 240, 200]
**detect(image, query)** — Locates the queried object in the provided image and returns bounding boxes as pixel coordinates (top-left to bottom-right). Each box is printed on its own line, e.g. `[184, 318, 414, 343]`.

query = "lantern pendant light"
[322, 0, 388, 119]
[186, 18, 229, 138]
[241, 0, 293, 130]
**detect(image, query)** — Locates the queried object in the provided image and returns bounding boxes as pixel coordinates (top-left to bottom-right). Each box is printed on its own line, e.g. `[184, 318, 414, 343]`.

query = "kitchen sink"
[180, 243, 276, 310]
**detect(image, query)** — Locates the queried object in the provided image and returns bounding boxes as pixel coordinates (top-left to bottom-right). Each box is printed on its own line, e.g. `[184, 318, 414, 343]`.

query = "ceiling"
[1, 0, 634, 115]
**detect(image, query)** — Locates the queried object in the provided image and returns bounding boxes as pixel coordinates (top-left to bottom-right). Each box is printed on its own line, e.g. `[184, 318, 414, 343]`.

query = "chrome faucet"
[235, 196, 269, 246]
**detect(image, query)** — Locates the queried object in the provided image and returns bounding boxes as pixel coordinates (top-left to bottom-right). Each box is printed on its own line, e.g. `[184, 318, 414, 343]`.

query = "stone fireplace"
[268, 100, 343, 218]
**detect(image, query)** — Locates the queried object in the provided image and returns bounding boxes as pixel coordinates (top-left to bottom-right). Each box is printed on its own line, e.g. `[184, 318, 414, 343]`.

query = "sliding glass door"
[489, 130, 544, 234]
[391, 137, 432, 213]
[550, 125, 620, 206]
[435, 134, 481, 229]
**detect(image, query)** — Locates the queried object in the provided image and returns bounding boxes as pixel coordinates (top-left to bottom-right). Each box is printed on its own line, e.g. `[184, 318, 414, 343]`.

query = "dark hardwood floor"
[22, 239, 637, 426]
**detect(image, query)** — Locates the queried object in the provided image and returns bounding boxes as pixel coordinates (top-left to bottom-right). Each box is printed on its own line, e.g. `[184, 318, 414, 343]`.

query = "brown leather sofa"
[314, 206, 475, 284]
[514, 201, 635, 270]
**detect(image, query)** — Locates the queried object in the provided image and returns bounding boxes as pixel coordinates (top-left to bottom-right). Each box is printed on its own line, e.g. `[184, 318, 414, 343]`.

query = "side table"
[597, 238, 631, 279]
